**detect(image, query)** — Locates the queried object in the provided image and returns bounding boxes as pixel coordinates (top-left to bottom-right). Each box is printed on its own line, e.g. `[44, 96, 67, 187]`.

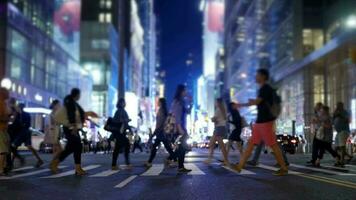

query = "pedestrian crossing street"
[1, 162, 356, 188]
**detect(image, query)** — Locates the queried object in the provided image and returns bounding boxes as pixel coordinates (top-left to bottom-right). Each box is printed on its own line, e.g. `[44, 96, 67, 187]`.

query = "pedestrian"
[0, 88, 10, 175]
[226, 102, 244, 157]
[314, 106, 341, 167]
[204, 98, 229, 166]
[145, 98, 176, 167]
[132, 132, 143, 153]
[12, 103, 44, 168]
[111, 98, 132, 170]
[308, 102, 324, 164]
[50, 88, 87, 175]
[171, 84, 192, 173]
[333, 102, 353, 164]
[299, 135, 307, 154]
[45, 100, 62, 158]
[234, 69, 288, 176]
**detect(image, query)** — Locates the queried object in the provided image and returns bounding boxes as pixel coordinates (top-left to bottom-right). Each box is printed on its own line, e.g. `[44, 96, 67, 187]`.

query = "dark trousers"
[148, 136, 175, 163]
[58, 128, 82, 164]
[317, 141, 340, 160]
[112, 136, 130, 166]
[311, 138, 320, 162]
[175, 134, 188, 169]
[132, 142, 143, 153]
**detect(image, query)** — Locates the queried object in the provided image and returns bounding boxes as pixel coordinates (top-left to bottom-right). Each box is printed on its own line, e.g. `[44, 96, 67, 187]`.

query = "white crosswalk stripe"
[114, 175, 137, 188]
[0, 166, 67, 180]
[257, 164, 302, 175]
[90, 169, 120, 177]
[42, 165, 101, 178]
[222, 165, 256, 175]
[185, 163, 206, 175]
[141, 164, 164, 176]
[12, 166, 34, 172]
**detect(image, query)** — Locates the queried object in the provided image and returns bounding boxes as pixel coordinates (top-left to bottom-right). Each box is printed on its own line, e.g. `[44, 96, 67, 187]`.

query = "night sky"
[155, 0, 203, 104]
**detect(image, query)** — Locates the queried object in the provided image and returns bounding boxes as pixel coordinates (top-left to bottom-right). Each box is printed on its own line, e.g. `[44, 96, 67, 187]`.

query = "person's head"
[256, 68, 269, 85]
[117, 98, 126, 108]
[321, 106, 330, 115]
[70, 88, 81, 101]
[50, 99, 60, 111]
[158, 98, 167, 108]
[315, 102, 323, 111]
[174, 84, 187, 101]
[0, 87, 9, 101]
[228, 102, 238, 112]
[336, 102, 344, 111]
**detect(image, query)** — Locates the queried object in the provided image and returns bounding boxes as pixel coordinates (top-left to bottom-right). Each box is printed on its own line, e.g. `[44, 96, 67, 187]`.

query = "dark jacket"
[64, 95, 85, 125]
[230, 109, 242, 134]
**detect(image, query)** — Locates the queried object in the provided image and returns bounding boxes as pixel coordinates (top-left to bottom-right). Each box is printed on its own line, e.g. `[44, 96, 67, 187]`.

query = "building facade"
[224, 0, 356, 136]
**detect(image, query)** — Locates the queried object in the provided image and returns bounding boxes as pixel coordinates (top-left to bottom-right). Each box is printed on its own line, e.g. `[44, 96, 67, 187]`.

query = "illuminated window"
[106, 13, 112, 23]
[99, 13, 105, 23]
[106, 0, 112, 9]
[303, 29, 324, 55]
[100, 0, 105, 8]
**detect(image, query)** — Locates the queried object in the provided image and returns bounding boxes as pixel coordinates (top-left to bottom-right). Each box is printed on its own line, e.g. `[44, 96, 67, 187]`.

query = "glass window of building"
[100, 0, 106, 8]
[106, 13, 112, 23]
[106, 0, 112, 9]
[8, 29, 28, 58]
[99, 13, 105, 23]
[303, 29, 324, 55]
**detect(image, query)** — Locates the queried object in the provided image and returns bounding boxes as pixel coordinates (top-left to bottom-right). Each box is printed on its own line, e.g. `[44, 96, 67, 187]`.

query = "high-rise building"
[224, 0, 356, 136]
[81, 0, 119, 117]
[0, 0, 92, 129]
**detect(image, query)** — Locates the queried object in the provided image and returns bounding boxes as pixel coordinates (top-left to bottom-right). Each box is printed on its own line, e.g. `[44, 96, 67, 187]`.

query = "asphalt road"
[1, 149, 355, 200]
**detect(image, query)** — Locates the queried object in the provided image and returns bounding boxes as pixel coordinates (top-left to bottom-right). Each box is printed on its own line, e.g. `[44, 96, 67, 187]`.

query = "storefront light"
[0, 78, 12, 90]
[24, 107, 51, 115]
[35, 93, 43, 102]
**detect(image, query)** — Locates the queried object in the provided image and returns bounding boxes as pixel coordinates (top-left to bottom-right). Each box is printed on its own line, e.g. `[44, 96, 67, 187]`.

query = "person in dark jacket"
[171, 84, 192, 173]
[12, 103, 43, 168]
[227, 102, 244, 156]
[111, 98, 132, 170]
[50, 88, 87, 175]
[145, 98, 176, 167]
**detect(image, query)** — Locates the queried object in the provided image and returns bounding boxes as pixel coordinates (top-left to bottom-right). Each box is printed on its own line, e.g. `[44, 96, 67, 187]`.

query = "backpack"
[269, 89, 282, 119]
[163, 113, 177, 135]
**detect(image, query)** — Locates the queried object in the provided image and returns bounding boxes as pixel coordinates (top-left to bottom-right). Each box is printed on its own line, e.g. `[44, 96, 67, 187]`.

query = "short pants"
[13, 130, 32, 147]
[214, 126, 227, 138]
[0, 131, 10, 154]
[250, 121, 277, 147]
[229, 129, 243, 142]
[335, 131, 349, 147]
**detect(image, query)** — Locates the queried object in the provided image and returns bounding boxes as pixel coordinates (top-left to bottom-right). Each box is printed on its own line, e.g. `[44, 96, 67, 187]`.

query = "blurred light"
[1, 78, 12, 90]
[199, 0, 206, 11]
[24, 107, 51, 114]
[240, 73, 247, 78]
[346, 15, 356, 28]
[35, 94, 43, 102]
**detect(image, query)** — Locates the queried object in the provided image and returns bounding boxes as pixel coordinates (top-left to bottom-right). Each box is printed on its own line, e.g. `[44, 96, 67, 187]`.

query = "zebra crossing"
[1, 162, 356, 188]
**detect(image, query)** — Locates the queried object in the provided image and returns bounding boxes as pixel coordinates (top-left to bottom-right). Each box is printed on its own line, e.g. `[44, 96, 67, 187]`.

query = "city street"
[1, 149, 355, 200]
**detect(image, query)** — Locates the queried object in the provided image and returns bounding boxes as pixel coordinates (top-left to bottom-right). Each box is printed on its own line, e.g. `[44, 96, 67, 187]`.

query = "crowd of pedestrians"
[0, 68, 354, 177]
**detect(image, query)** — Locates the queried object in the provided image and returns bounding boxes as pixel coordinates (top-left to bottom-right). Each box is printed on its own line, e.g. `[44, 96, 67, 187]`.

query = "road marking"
[185, 163, 205, 175]
[141, 164, 164, 176]
[42, 165, 101, 178]
[12, 166, 34, 172]
[114, 175, 137, 188]
[258, 164, 302, 175]
[290, 164, 355, 176]
[0, 166, 67, 180]
[90, 169, 120, 177]
[345, 164, 356, 170]
[222, 166, 256, 175]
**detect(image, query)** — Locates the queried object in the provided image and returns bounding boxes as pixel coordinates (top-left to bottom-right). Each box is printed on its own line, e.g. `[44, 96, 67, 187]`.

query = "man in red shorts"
[234, 69, 288, 176]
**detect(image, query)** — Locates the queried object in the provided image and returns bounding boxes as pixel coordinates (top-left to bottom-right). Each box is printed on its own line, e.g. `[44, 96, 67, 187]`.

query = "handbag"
[104, 117, 122, 133]
[53, 107, 69, 126]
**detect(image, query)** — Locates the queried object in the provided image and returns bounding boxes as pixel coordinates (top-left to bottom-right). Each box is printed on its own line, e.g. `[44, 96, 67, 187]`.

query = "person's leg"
[310, 137, 318, 163]
[112, 140, 120, 168]
[270, 144, 288, 171]
[226, 140, 232, 155]
[277, 143, 289, 165]
[148, 139, 160, 163]
[216, 137, 229, 164]
[162, 138, 176, 161]
[237, 141, 244, 155]
[205, 135, 216, 163]
[249, 142, 264, 164]
[324, 143, 340, 161]
[0, 154, 6, 174]
[236, 140, 255, 169]
[177, 145, 186, 169]
[124, 138, 131, 166]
